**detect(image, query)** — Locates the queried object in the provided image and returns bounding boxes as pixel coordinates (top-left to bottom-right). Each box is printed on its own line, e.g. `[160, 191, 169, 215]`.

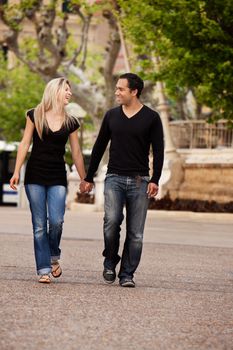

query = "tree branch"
[0, 3, 121, 122]
[67, 7, 92, 68]
[55, 14, 69, 58]
[102, 9, 121, 109]
[80, 14, 92, 70]
[66, 63, 91, 86]
[34, 2, 62, 74]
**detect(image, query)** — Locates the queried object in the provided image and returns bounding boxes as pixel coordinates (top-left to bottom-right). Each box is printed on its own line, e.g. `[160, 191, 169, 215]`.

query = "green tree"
[0, 56, 44, 141]
[0, 0, 121, 129]
[118, 0, 233, 124]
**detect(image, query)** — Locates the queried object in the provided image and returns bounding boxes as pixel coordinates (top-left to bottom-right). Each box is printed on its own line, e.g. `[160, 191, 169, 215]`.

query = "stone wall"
[67, 149, 233, 212]
[162, 149, 233, 205]
[170, 163, 233, 203]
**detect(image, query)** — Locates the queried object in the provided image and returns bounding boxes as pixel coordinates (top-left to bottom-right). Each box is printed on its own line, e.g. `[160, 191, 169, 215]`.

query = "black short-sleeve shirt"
[24, 109, 80, 187]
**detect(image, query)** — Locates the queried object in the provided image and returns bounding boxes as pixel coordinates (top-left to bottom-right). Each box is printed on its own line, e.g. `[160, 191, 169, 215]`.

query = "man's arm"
[150, 113, 164, 185]
[84, 113, 111, 183]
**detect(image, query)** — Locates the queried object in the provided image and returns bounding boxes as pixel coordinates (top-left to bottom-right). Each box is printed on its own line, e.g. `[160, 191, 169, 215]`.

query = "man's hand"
[79, 180, 94, 193]
[147, 182, 159, 198]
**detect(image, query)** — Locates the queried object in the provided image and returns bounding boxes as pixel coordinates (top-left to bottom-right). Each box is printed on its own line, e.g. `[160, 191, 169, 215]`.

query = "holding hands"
[80, 180, 94, 193]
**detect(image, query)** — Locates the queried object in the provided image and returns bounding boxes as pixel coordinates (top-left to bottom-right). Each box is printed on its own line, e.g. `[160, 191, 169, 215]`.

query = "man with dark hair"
[81, 73, 164, 288]
[119, 73, 144, 97]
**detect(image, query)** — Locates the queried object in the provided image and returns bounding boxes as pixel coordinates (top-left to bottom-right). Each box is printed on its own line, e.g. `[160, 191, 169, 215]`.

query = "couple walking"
[10, 73, 164, 287]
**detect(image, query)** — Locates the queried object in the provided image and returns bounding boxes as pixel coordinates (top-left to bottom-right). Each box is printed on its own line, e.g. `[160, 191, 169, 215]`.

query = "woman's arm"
[69, 131, 86, 181]
[10, 117, 34, 190]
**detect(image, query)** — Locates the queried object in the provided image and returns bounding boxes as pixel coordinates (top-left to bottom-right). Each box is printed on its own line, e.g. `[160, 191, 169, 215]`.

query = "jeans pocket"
[105, 174, 118, 181]
[141, 176, 150, 183]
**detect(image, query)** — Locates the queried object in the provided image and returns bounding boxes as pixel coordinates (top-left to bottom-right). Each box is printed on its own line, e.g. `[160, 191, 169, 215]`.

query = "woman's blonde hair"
[33, 77, 76, 139]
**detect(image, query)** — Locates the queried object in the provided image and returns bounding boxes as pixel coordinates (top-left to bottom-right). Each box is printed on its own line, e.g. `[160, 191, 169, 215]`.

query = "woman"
[10, 77, 86, 283]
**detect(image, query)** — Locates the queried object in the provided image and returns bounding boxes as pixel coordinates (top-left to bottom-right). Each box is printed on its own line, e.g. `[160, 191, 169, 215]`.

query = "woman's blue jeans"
[25, 184, 66, 275]
[103, 174, 149, 280]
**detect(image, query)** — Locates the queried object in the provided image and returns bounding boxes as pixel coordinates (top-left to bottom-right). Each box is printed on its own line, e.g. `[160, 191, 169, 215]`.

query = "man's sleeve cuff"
[149, 176, 159, 185]
[84, 176, 94, 183]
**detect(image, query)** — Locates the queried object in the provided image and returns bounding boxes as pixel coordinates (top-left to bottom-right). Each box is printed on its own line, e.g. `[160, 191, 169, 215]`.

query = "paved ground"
[0, 207, 233, 350]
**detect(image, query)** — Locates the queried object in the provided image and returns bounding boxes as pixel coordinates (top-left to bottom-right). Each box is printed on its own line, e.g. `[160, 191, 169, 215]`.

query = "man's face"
[115, 79, 137, 105]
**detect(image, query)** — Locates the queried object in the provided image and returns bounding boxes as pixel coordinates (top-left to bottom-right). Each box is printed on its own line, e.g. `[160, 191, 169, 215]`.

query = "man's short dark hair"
[119, 73, 144, 98]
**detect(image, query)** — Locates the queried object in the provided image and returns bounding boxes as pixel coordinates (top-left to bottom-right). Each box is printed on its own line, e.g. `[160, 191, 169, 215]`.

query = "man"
[81, 73, 164, 288]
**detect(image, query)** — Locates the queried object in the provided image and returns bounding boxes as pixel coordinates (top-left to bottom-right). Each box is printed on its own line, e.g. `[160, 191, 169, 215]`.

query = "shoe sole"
[38, 276, 51, 283]
[103, 277, 116, 284]
[120, 282, 135, 288]
[39, 280, 51, 284]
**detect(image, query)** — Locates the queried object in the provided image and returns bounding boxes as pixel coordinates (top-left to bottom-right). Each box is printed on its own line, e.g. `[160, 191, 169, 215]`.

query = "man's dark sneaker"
[119, 278, 135, 288]
[103, 268, 116, 284]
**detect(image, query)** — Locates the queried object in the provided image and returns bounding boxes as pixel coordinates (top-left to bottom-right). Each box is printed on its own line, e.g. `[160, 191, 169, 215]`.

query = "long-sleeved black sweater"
[85, 105, 164, 185]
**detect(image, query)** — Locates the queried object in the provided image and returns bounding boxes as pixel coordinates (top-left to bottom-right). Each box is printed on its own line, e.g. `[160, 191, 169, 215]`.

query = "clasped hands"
[79, 180, 94, 193]
[79, 180, 158, 196]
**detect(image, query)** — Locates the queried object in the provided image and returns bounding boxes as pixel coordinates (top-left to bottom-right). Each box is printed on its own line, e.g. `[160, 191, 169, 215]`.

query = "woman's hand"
[79, 180, 94, 193]
[10, 173, 20, 190]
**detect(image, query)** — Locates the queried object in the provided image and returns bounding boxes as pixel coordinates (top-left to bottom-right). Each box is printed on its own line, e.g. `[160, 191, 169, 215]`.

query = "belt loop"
[135, 175, 142, 188]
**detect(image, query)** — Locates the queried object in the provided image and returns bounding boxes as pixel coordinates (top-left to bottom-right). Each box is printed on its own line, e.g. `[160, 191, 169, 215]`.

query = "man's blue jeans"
[103, 174, 149, 280]
[25, 184, 66, 275]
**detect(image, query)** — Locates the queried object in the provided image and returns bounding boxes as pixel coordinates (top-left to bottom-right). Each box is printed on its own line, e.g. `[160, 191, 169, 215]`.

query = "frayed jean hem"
[38, 267, 51, 276]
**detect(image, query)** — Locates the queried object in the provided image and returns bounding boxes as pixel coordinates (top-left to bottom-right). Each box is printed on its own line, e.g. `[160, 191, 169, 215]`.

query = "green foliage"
[0, 56, 44, 141]
[21, 37, 40, 61]
[118, 0, 233, 124]
[70, 0, 112, 15]
[65, 34, 104, 84]
[1, 3, 23, 30]
[0, 52, 94, 142]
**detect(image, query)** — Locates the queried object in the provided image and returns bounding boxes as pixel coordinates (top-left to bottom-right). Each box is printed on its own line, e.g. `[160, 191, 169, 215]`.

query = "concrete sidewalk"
[0, 207, 233, 350]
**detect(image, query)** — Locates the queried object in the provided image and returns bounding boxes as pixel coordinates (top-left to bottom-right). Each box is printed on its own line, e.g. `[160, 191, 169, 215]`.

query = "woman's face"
[63, 83, 72, 105]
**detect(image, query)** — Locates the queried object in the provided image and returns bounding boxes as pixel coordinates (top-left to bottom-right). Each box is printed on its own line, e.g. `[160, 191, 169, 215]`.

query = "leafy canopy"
[0, 55, 44, 141]
[118, 0, 233, 124]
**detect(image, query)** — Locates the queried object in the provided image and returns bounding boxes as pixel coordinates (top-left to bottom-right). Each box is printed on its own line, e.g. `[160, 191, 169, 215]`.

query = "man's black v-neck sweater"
[85, 105, 164, 185]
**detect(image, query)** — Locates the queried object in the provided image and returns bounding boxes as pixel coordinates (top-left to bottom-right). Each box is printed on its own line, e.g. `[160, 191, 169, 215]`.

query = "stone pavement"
[0, 207, 233, 350]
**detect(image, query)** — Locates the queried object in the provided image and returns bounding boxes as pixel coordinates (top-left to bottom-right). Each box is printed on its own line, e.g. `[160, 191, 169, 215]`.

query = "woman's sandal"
[38, 274, 51, 283]
[51, 262, 62, 278]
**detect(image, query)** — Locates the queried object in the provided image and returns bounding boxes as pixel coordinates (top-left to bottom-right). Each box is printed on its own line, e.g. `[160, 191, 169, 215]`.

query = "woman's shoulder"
[67, 115, 80, 133]
[26, 108, 35, 122]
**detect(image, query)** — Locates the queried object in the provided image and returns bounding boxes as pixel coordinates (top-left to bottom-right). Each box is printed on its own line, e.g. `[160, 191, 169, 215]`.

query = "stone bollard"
[93, 165, 107, 211]
[17, 163, 29, 209]
[67, 164, 80, 209]
[157, 157, 184, 199]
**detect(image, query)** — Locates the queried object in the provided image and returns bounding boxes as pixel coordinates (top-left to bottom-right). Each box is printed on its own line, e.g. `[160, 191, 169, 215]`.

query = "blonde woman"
[10, 77, 86, 283]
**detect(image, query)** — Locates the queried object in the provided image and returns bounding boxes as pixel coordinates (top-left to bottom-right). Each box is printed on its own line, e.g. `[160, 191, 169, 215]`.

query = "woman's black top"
[24, 109, 79, 187]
